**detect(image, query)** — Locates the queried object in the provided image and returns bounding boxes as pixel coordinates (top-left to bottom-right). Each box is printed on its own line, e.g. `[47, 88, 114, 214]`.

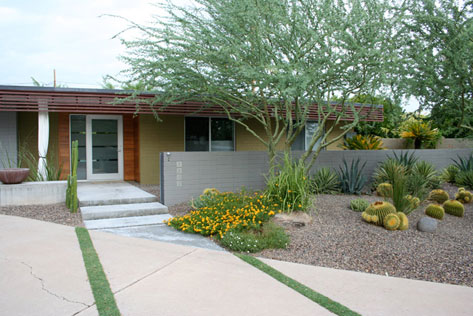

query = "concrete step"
[79, 195, 158, 207]
[77, 182, 158, 207]
[81, 202, 168, 220]
[84, 214, 173, 230]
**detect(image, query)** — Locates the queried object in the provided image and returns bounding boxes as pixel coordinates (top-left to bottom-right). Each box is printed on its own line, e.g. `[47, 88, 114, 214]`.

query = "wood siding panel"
[123, 114, 136, 181]
[134, 116, 140, 182]
[58, 113, 70, 179]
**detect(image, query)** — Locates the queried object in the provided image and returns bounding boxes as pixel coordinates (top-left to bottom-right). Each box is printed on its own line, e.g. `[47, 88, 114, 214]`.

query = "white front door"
[85, 115, 123, 180]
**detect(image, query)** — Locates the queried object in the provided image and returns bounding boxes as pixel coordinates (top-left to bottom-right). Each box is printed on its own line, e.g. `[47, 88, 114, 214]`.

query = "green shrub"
[338, 158, 367, 195]
[311, 168, 340, 194]
[455, 170, 473, 189]
[405, 173, 429, 201]
[190, 188, 221, 209]
[392, 171, 418, 215]
[442, 165, 459, 183]
[391, 151, 418, 171]
[265, 153, 310, 213]
[166, 191, 278, 239]
[220, 222, 289, 253]
[411, 160, 441, 189]
[350, 198, 370, 212]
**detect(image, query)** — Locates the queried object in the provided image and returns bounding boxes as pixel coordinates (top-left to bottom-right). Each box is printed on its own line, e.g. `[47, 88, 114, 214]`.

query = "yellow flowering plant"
[165, 191, 280, 239]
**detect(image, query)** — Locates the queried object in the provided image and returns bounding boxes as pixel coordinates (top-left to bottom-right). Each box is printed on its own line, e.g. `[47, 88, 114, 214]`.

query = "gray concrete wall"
[0, 181, 67, 206]
[161, 149, 473, 206]
[381, 138, 473, 149]
[0, 112, 17, 168]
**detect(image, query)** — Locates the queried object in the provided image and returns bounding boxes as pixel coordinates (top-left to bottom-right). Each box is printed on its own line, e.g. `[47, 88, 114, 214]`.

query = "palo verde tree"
[117, 0, 403, 170]
[402, 0, 473, 138]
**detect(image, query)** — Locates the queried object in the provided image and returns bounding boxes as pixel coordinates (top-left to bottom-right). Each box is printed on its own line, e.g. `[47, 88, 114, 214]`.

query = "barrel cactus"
[425, 204, 445, 220]
[376, 182, 393, 198]
[455, 187, 472, 204]
[443, 200, 465, 217]
[397, 212, 409, 231]
[383, 213, 400, 230]
[350, 198, 370, 212]
[428, 189, 449, 204]
[362, 201, 397, 226]
[405, 195, 420, 209]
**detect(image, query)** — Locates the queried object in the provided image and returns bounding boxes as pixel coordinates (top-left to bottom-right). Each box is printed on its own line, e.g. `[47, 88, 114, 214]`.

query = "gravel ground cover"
[258, 183, 473, 287]
[0, 203, 83, 227]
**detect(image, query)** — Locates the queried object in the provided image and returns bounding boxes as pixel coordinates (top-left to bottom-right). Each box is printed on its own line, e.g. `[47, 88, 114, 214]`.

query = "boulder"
[417, 216, 437, 233]
[273, 212, 313, 228]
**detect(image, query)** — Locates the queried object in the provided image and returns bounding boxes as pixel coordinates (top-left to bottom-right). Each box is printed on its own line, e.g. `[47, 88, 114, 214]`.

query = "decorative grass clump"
[443, 200, 465, 217]
[425, 204, 445, 220]
[397, 212, 409, 230]
[362, 201, 396, 226]
[166, 190, 278, 239]
[350, 198, 370, 212]
[376, 182, 393, 198]
[311, 167, 340, 194]
[428, 189, 449, 204]
[383, 213, 400, 230]
[455, 187, 473, 204]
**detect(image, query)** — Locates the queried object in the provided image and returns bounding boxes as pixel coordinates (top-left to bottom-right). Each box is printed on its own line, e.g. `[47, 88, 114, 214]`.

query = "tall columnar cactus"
[376, 182, 393, 198]
[66, 140, 79, 213]
[443, 200, 465, 217]
[397, 212, 409, 231]
[428, 189, 449, 204]
[425, 204, 445, 220]
[362, 201, 397, 226]
[455, 187, 472, 204]
[383, 213, 400, 230]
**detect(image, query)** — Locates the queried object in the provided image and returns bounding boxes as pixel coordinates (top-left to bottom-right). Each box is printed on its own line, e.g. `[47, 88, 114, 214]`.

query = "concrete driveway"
[1, 214, 473, 316]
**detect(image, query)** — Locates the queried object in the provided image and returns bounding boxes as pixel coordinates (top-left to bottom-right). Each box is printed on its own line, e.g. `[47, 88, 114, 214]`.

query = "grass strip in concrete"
[235, 254, 360, 316]
[75, 227, 121, 316]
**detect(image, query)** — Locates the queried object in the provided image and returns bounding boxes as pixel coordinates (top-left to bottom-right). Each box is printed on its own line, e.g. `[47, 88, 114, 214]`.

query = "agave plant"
[451, 154, 473, 172]
[311, 168, 340, 194]
[411, 161, 440, 189]
[338, 158, 367, 195]
[342, 135, 385, 150]
[456, 170, 473, 189]
[372, 159, 406, 186]
[390, 151, 418, 172]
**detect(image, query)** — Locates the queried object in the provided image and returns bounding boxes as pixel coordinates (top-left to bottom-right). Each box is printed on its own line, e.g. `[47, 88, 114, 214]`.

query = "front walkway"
[1, 214, 473, 316]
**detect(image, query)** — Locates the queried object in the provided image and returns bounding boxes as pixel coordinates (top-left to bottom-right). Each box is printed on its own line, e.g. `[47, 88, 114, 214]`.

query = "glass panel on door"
[70, 115, 87, 180]
[91, 119, 118, 174]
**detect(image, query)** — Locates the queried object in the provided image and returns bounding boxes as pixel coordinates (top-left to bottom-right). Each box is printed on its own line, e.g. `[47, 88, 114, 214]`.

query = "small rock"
[417, 216, 438, 233]
[273, 212, 313, 228]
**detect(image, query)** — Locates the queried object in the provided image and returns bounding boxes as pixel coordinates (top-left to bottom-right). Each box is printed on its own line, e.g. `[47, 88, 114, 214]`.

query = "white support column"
[38, 100, 49, 180]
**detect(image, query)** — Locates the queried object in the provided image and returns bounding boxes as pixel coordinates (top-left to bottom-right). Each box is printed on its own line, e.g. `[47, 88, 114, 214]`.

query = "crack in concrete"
[19, 261, 92, 309]
[114, 248, 199, 295]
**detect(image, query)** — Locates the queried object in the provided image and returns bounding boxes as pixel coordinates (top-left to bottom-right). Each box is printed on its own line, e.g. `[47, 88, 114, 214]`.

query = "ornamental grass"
[165, 191, 280, 239]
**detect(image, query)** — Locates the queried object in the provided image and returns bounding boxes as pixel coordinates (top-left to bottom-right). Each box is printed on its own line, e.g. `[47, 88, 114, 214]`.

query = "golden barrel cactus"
[425, 204, 445, 220]
[443, 200, 465, 217]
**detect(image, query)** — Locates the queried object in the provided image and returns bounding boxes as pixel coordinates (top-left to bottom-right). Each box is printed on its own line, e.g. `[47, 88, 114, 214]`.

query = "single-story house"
[0, 85, 383, 184]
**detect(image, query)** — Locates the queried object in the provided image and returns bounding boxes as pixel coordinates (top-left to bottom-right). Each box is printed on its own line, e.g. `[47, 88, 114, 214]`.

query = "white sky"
[0, 0, 420, 112]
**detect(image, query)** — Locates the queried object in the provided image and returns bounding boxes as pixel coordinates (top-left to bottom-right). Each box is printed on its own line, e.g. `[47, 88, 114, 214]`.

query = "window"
[291, 122, 323, 151]
[70, 115, 87, 180]
[185, 117, 234, 151]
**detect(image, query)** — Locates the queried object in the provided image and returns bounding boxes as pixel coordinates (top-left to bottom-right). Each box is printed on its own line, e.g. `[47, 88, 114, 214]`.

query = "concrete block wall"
[0, 181, 67, 206]
[0, 112, 17, 168]
[161, 149, 473, 206]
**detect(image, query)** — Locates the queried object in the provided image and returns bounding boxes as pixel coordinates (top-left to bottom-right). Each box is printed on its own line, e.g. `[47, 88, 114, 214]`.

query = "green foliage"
[220, 222, 289, 253]
[442, 165, 459, 183]
[376, 182, 393, 198]
[443, 200, 465, 217]
[166, 191, 278, 239]
[338, 158, 367, 195]
[391, 151, 418, 171]
[452, 154, 473, 172]
[455, 187, 473, 204]
[190, 188, 221, 209]
[351, 94, 405, 138]
[350, 198, 370, 212]
[265, 154, 310, 213]
[342, 135, 385, 150]
[383, 213, 400, 230]
[311, 168, 340, 194]
[373, 159, 406, 186]
[397, 212, 409, 230]
[456, 171, 473, 189]
[362, 201, 397, 226]
[411, 161, 440, 189]
[66, 140, 78, 213]
[116, 0, 403, 169]
[391, 171, 417, 215]
[425, 204, 445, 220]
[403, 0, 473, 138]
[428, 189, 449, 204]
